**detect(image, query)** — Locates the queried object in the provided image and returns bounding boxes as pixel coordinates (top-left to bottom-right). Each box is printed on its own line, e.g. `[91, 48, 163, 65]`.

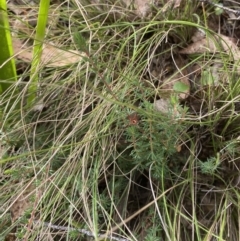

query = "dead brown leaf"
[13, 37, 85, 67]
[173, 0, 182, 8]
[154, 99, 171, 113]
[154, 98, 180, 118]
[41, 43, 85, 67]
[10, 0, 81, 67]
[180, 31, 240, 61]
[134, 0, 152, 18]
[191, 29, 205, 42]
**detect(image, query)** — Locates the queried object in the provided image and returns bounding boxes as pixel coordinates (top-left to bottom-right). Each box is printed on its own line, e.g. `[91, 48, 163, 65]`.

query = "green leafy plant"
[125, 101, 186, 178]
[2, 1, 240, 241]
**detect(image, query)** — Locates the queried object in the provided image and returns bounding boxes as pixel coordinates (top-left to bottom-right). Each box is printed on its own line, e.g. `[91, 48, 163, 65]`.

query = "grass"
[0, 0, 17, 93]
[28, 0, 50, 106]
[0, 0, 19, 119]
[1, 0, 240, 240]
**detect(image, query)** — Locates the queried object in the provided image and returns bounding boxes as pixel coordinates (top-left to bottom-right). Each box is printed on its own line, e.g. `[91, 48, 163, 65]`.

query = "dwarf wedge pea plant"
[125, 100, 188, 179]
[198, 153, 221, 175]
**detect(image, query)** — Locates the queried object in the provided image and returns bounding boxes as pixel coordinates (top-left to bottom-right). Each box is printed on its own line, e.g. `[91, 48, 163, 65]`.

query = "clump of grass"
[1, 0, 240, 241]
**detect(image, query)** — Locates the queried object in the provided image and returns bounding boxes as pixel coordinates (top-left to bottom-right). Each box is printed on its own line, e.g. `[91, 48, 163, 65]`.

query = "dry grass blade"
[2, 1, 240, 241]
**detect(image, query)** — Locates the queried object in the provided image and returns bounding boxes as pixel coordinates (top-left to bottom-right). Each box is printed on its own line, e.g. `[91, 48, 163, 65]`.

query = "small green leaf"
[215, 4, 224, 16]
[173, 81, 189, 93]
[201, 70, 215, 85]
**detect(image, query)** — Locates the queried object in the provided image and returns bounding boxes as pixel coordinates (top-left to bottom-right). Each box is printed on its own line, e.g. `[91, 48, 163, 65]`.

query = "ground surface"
[1, 0, 240, 241]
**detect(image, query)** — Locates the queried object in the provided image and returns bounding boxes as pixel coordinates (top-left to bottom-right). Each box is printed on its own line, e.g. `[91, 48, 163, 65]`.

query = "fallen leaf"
[191, 29, 206, 42]
[180, 31, 240, 61]
[134, 0, 152, 18]
[13, 37, 85, 67]
[174, 0, 182, 8]
[154, 98, 180, 117]
[154, 99, 171, 113]
[180, 36, 217, 54]
[10, 1, 80, 67]
[41, 43, 86, 67]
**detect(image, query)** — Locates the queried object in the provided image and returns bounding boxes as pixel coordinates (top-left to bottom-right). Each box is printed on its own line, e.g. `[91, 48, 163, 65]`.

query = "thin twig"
[33, 220, 130, 241]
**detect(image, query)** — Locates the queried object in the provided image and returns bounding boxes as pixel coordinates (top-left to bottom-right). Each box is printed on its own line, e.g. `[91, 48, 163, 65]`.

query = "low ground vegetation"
[1, 0, 240, 240]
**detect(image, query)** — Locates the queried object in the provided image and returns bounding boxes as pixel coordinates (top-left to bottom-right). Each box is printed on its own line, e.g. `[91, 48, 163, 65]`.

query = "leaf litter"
[180, 29, 240, 63]
[10, 1, 84, 67]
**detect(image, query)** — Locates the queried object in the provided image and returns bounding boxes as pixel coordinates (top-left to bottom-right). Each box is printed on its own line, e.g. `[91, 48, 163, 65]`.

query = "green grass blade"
[27, 0, 50, 106]
[0, 0, 17, 93]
